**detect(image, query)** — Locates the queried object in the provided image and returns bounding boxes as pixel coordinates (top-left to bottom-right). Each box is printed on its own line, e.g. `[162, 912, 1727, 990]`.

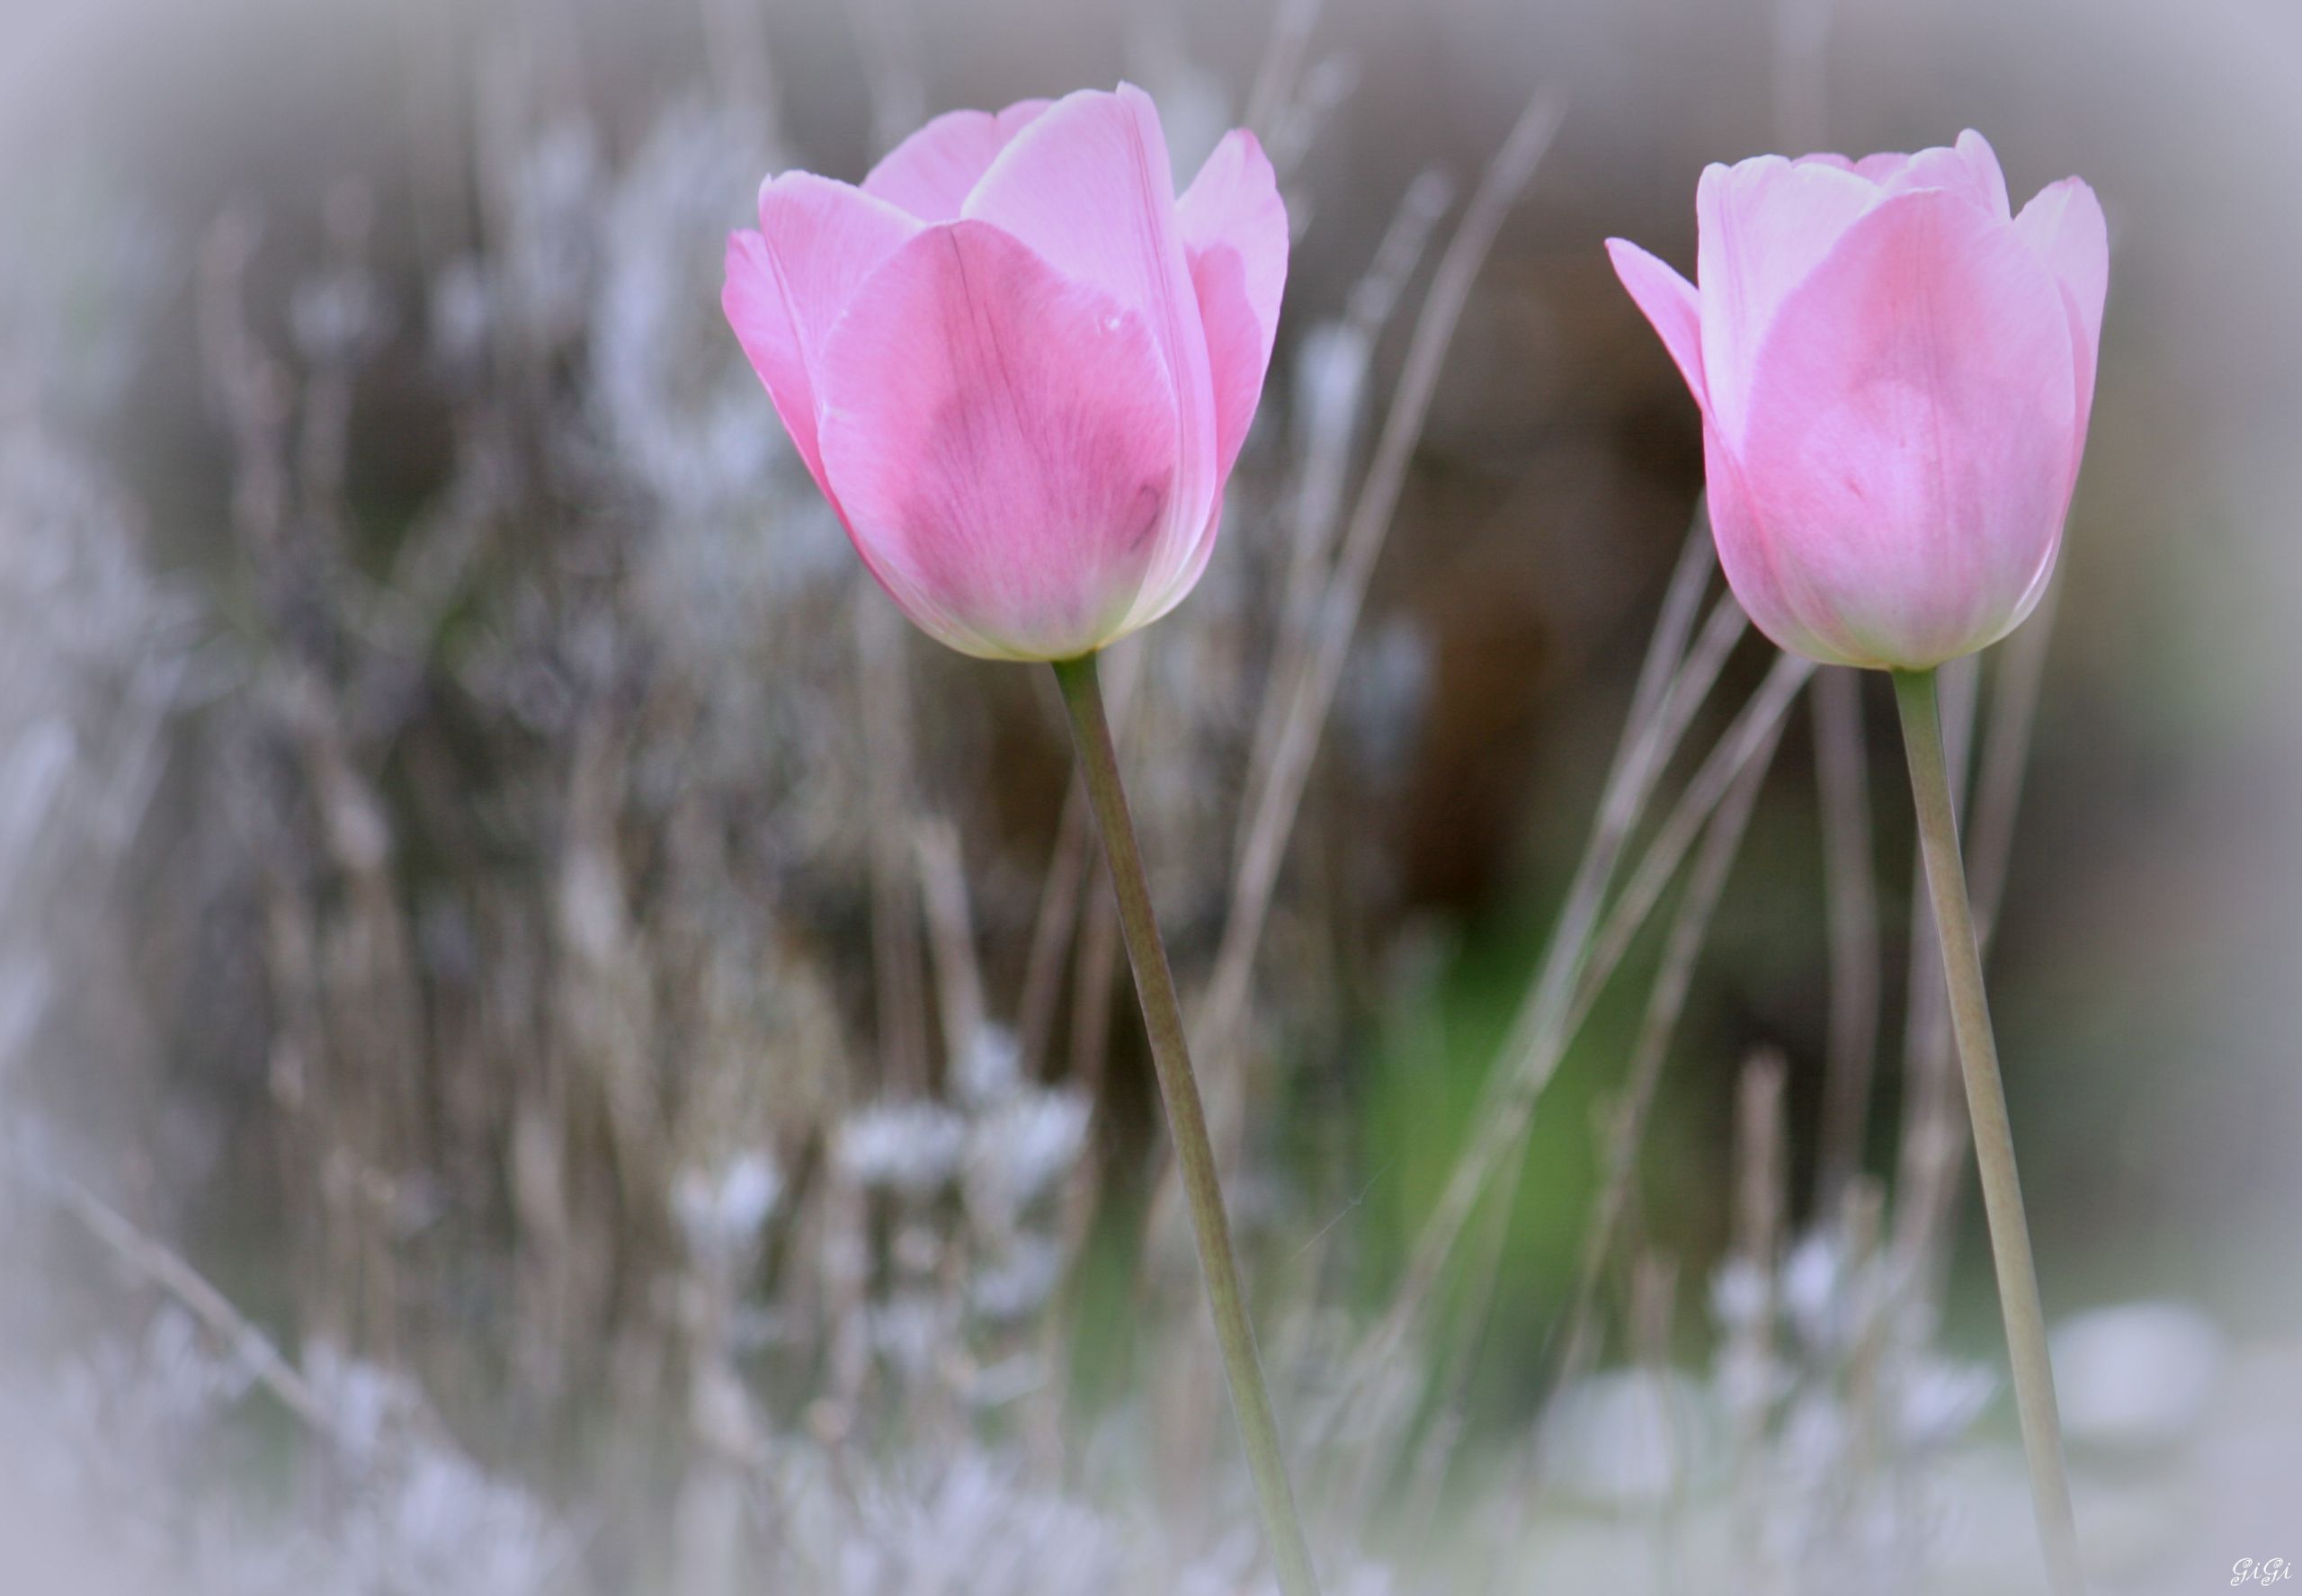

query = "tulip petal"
[2014, 177, 2110, 441]
[1176, 128, 1289, 486]
[1797, 150, 1912, 184]
[1953, 129, 2012, 218]
[964, 84, 1220, 602]
[723, 174, 921, 495]
[1875, 130, 2012, 218]
[1696, 156, 1878, 446]
[1606, 237, 1707, 408]
[815, 221, 1182, 661]
[1735, 188, 2078, 668]
[861, 99, 1054, 221]
[1705, 423, 1866, 667]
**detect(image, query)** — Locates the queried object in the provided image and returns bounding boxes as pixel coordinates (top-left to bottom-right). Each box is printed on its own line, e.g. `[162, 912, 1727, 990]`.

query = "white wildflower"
[1536, 1369, 1716, 1510]
[675, 1148, 784, 1262]
[2051, 1299, 2223, 1449]
[971, 1235, 1066, 1324]
[836, 1101, 968, 1195]
[966, 1087, 1091, 1230]
[1895, 1356, 1996, 1449]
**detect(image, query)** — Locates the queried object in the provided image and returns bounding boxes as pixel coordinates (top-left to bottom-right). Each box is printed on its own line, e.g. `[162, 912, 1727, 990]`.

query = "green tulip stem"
[1893, 664, 2084, 1596]
[1052, 652, 1321, 1596]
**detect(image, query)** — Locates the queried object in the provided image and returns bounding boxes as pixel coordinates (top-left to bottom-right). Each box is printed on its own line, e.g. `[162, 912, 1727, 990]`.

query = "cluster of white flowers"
[825, 1022, 1093, 1396]
[0, 1311, 575, 1596]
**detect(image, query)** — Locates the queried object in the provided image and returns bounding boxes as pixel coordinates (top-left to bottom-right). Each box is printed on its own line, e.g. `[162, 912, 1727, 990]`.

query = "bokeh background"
[2, 0, 2298, 1591]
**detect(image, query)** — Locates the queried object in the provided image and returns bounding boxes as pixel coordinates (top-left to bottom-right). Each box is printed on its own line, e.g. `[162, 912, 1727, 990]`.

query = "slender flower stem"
[1052, 652, 1321, 1596]
[1892, 666, 2084, 1596]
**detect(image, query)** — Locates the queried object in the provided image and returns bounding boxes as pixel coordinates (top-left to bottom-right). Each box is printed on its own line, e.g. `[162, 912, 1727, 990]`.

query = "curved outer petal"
[1176, 128, 1289, 486]
[814, 221, 1182, 662]
[1704, 422, 1868, 666]
[963, 85, 1220, 620]
[861, 99, 1054, 221]
[1733, 187, 2079, 669]
[2013, 177, 2110, 450]
[721, 174, 921, 497]
[1696, 156, 1879, 447]
[1605, 237, 1708, 408]
[1793, 133, 2006, 215]
[1877, 129, 2012, 218]
[1797, 150, 1914, 183]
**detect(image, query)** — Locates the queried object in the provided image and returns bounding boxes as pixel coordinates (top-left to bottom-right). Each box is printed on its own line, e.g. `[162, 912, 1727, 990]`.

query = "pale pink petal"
[1878, 129, 2011, 218]
[723, 234, 816, 483]
[2014, 177, 2110, 444]
[1696, 156, 1878, 447]
[1705, 424, 1867, 667]
[815, 221, 1182, 661]
[1953, 129, 2013, 217]
[1121, 498, 1225, 638]
[1606, 237, 1707, 409]
[1789, 150, 1909, 185]
[963, 83, 1219, 604]
[1735, 188, 2078, 668]
[1176, 128, 1289, 486]
[722, 174, 920, 495]
[861, 99, 1054, 221]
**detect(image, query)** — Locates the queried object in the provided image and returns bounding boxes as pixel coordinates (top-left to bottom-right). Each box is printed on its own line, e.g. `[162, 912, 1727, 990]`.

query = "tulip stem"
[1892, 666, 2084, 1596]
[1052, 652, 1322, 1596]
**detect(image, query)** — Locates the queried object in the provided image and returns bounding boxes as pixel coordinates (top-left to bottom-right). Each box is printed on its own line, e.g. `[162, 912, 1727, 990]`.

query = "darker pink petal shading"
[1736, 188, 2076, 667]
[814, 221, 1182, 662]
[861, 99, 1054, 221]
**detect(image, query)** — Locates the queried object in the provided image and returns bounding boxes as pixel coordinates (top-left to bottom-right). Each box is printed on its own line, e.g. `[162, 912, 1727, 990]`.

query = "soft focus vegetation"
[2, 1, 2299, 1592]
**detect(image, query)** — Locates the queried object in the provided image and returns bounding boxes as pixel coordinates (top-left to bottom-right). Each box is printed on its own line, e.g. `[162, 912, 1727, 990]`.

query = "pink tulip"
[722, 86, 1288, 661]
[1608, 131, 2107, 670]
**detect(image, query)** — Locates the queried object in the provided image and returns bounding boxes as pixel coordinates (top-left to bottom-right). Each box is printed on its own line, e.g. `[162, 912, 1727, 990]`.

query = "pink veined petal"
[1696, 155, 1879, 448]
[861, 99, 1054, 221]
[721, 174, 920, 496]
[1606, 237, 1708, 410]
[2014, 177, 2110, 447]
[1876, 129, 2012, 218]
[814, 220, 1182, 662]
[963, 84, 1219, 605]
[1704, 423, 1867, 667]
[1736, 187, 2079, 669]
[1176, 127, 1289, 488]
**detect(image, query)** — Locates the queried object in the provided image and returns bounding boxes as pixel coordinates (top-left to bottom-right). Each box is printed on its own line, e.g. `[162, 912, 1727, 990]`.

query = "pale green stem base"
[1053, 654, 1322, 1596]
[1894, 666, 2084, 1596]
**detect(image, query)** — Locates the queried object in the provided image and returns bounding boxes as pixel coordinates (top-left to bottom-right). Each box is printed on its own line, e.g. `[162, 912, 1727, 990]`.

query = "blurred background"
[2, 0, 2298, 1590]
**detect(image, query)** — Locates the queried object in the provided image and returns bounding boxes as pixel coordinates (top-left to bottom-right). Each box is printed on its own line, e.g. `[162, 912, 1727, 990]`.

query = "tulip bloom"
[723, 86, 1287, 662]
[1608, 132, 2106, 670]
